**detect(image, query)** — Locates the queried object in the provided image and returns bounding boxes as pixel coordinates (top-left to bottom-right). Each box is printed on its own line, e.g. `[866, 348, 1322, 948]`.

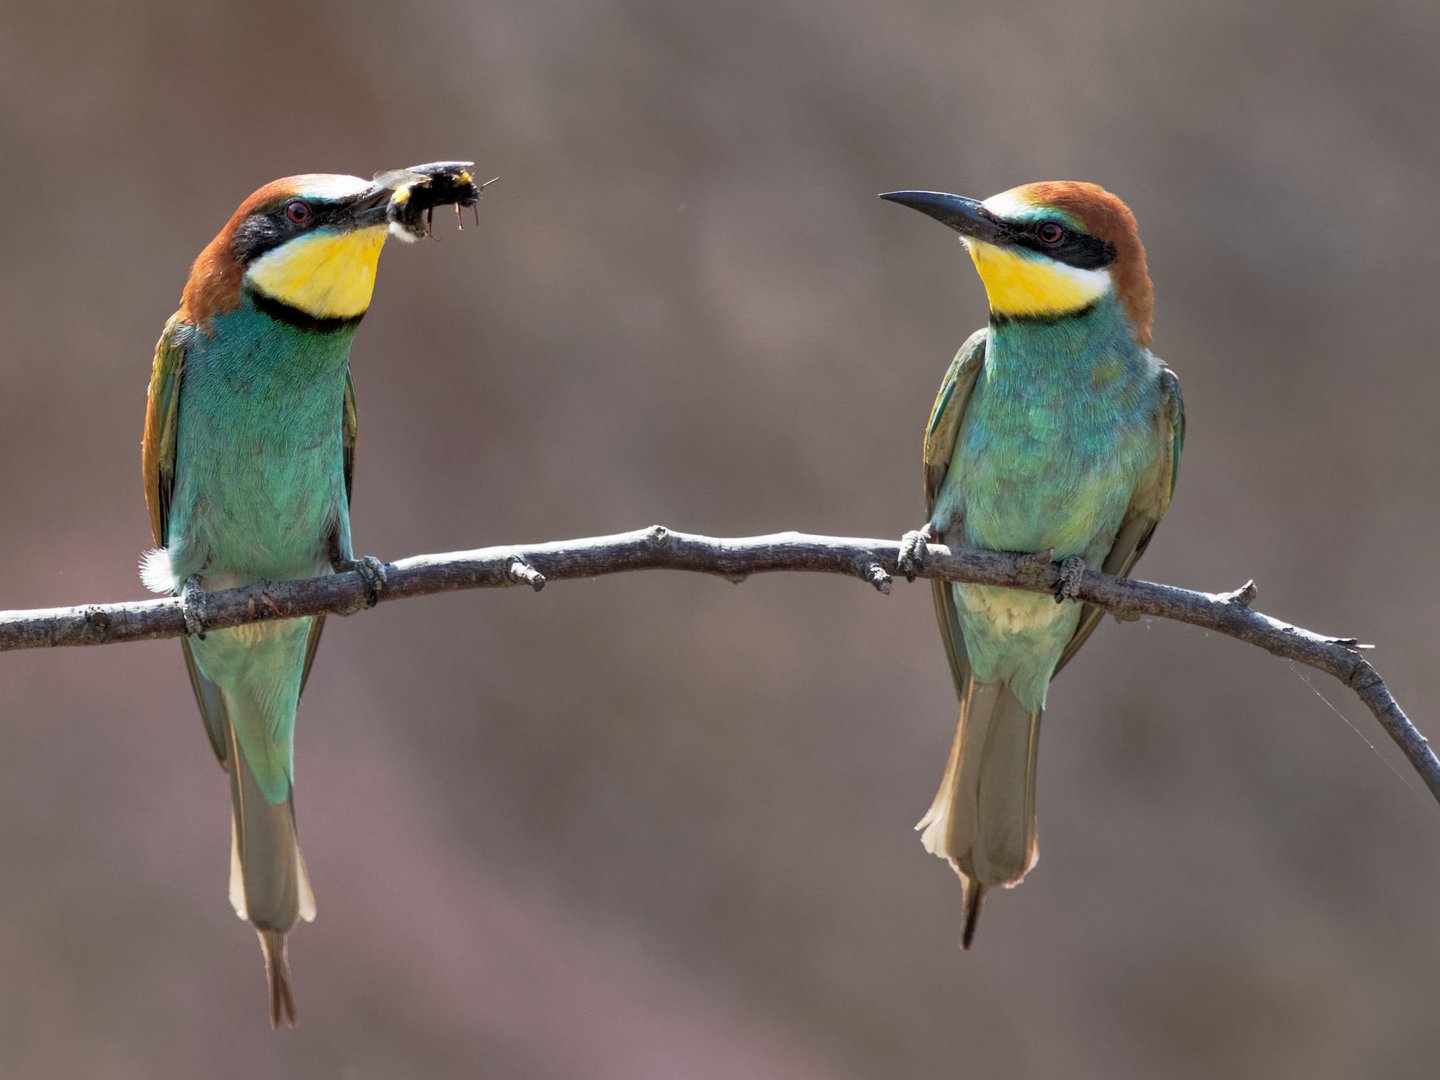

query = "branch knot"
[1218, 580, 1259, 608]
[858, 561, 892, 594]
[81, 606, 112, 643]
[506, 557, 546, 592]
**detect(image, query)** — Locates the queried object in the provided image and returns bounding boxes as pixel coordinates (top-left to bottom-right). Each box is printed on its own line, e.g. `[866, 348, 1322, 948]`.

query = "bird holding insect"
[141, 161, 489, 1025]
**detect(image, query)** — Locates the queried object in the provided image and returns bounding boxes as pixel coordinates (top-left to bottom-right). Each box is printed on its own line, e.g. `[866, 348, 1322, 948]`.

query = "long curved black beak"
[350, 186, 393, 228]
[879, 191, 1010, 245]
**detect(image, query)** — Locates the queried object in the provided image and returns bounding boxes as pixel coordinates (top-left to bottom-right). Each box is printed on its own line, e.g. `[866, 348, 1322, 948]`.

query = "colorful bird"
[141, 162, 483, 1025]
[881, 182, 1184, 947]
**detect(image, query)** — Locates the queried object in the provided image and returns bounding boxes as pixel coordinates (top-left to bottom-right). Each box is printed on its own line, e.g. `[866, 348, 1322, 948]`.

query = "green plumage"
[145, 296, 362, 1026]
[169, 305, 358, 800]
[143, 160, 480, 1027]
[936, 299, 1175, 707]
[917, 294, 1183, 945]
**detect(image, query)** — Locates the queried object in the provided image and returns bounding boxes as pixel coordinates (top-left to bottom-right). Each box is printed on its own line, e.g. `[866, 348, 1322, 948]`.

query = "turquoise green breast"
[935, 298, 1165, 708]
[940, 299, 1161, 559]
[167, 300, 357, 586]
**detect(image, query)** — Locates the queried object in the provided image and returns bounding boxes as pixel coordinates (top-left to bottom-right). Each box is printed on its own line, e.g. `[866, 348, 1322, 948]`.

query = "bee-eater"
[140, 163, 481, 1025]
[881, 182, 1184, 947]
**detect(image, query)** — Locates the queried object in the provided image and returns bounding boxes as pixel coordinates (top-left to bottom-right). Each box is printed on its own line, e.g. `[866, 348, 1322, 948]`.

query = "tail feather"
[916, 674, 1041, 945]
[960, 879, 984, 950]
[224, 715, 315, 1025]
[258, 928, 298, 1028]
[226, 722, 316, 929]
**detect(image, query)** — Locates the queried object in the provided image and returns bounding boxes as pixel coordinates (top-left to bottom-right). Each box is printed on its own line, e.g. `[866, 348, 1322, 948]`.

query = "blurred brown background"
[2, 1, 1438, 1076]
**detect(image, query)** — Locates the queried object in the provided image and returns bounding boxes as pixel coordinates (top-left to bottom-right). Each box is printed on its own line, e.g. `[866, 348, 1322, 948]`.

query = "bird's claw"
[181, 576, 208, 638]
[1055, 556, 1086, 604]
[337, 555, 388, 607]
[897, 524, 936, 582]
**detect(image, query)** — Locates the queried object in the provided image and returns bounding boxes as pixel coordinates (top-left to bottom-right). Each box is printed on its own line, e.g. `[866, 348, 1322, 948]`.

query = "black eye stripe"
[232, 200, 369, 264]
[1001, 219, 1116, 270]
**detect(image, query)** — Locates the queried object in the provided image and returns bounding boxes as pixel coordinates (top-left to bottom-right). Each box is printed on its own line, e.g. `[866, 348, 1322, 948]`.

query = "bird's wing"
[1054, 363, 1184, 676]
[923, 329, 987, 699]
[141, 314, 188, 548]
[142, 316, 233, 764]
[341, 368, 359, 501]
[297, 370, 359, 696]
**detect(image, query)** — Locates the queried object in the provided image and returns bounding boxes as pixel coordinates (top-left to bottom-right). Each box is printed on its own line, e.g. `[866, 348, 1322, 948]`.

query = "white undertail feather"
[230, 816, 246, 919]
[916, 679, 969, 859]
[298, 855, 317, 921]
[139, 547, 178, 594]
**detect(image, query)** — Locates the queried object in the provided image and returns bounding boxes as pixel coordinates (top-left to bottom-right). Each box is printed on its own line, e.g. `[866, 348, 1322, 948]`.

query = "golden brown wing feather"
[142, 316, 233, 763]
[142, 314, 188, 548]
[921, 330, 987, 699]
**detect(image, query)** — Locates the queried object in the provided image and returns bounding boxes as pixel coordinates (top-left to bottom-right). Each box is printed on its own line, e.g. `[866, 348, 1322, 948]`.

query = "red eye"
[285, 200, 311, 225]
[1037, 221, 1065, 244]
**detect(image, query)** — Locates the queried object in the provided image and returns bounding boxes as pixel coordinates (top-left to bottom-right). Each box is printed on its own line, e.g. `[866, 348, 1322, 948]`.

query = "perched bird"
[141, 162, 482, 1025]
[881, 182, 1184, 947]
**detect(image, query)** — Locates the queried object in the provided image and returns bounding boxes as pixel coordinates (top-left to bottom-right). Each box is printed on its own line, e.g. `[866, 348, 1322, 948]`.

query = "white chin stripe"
[1023, 256, 1111, 296]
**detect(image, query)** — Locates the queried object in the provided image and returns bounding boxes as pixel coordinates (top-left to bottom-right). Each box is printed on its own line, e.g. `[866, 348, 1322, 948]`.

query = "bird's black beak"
[350, 185, 394, 228]
[880, 191, 1010, 245]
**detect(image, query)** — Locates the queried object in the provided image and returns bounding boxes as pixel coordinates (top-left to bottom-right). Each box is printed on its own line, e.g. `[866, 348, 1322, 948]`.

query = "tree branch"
[3, 525, 1434, 806]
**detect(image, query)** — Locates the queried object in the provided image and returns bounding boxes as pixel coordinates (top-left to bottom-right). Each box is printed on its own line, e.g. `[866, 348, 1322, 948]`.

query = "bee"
[376, 161, 497, 240]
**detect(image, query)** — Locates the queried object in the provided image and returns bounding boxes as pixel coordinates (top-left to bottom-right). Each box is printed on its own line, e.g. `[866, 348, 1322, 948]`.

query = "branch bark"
[2, 525, 1433, 806]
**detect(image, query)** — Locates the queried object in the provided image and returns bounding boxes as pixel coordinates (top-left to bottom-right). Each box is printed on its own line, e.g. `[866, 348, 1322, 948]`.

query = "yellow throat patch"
[245, 226, 388, 319]
[967, 241, 1111, 318]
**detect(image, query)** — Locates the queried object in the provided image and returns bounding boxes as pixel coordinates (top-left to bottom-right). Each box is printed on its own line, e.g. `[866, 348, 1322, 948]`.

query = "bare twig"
[1, 525, 1432, 805]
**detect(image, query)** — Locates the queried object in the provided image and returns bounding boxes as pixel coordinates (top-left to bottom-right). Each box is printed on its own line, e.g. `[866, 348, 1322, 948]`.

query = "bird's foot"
[181, 576, 208, 638]
[897, 523, 937, 582]
[335, 555, 388, 607]
[1054, 556, 1086, 604]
